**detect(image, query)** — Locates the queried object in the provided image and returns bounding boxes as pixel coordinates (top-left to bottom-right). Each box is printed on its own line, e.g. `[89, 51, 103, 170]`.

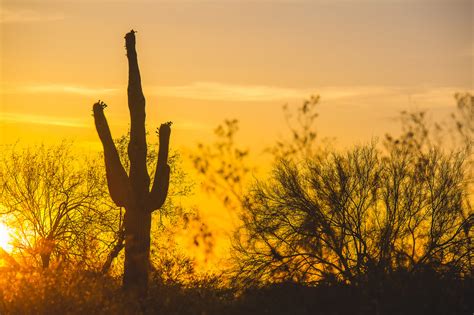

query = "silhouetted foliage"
[451, 93, 474, 149]
[383, 92, 474, 280]
[186, 93, 473, 314]
[1, 83, 472, 314]
[385, 93, 474, 153]
[270, 95, 324, 161]
[191, 119, 251, 219]
[1, 268, 472, 315]
[191, 97, 326, 220]
[233, 144, 472, 287]
[0, 142, 115, 269]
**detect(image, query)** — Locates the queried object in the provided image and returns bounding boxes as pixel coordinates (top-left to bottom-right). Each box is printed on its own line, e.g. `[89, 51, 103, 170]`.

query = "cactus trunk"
[123, 205, 152, 295]
[93, 30, 171, 297]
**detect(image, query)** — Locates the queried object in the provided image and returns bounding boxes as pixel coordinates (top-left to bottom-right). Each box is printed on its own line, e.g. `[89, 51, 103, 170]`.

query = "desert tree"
[93, 30, 171, 296]
[385, 92, 473, 271]
[0, 142, 112, 268]
[232, 144, 472, 286]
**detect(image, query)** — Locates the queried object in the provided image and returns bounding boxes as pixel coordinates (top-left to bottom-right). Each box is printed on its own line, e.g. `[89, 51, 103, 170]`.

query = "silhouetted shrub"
[233, 144, 472, 287]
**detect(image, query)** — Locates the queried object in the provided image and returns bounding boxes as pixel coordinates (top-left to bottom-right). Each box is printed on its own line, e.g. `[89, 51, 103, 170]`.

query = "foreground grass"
[0, 269, 472, 315]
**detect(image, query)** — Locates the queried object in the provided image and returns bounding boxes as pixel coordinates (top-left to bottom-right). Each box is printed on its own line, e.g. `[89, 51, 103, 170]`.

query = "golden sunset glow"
[0, 1, 472, 313]
[1, 0, 472, 150]
[0, 223, 13, 253]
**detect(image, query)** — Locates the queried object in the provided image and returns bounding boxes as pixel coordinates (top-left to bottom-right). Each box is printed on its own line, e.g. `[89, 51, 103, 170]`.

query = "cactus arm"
[125, 30, 150, 200]
[148, 165, 170, 212]
[148, 123, 171, 212]
[93, 101, 131, 208]
[95, 31, 172, 294]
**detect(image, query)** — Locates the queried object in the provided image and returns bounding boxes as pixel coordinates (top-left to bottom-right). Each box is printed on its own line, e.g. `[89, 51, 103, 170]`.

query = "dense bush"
[0, 269, 228, 315]
[0, 268, 472, 315]
[233, 145, 472, 286]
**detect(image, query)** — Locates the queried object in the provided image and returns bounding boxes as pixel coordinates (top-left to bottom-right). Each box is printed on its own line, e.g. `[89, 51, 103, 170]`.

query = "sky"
[0, 0, 472, 266]
[1, 0, 472, 150]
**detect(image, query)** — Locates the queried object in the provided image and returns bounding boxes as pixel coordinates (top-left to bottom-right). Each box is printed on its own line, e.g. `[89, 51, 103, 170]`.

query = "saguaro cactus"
[93, 30, 171, 296]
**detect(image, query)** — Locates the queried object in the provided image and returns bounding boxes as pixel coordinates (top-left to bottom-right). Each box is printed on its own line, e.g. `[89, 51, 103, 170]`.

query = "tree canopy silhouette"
[233, 144, 472, 286]
[0, 142, 114, 269]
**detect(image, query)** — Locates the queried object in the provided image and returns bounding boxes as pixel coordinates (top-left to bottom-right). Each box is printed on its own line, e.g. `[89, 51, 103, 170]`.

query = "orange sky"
[1, 0, 472, 150]
[1, 0, 472, 268]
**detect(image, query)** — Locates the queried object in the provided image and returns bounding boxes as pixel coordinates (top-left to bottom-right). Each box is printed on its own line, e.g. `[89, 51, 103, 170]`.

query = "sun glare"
[0, 222, 13, 252]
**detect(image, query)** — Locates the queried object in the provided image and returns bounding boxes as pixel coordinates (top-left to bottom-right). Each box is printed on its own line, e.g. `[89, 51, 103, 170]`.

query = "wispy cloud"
[402, 87, 473, 109]
[0, 9, 64, 23]
[23, 84, 118, 95]
[1, 83, 118, 96]
[149, 82, 471, 106]
[0, 111, 208, 131]
[0, 112, 87, 128]
[149, 82, 312, 102]
[2, 81, 470, 106]
[152, 82, 398, 103]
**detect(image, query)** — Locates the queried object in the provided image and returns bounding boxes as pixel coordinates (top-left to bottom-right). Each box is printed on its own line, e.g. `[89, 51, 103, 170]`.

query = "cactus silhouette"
[93, 30, 171, 296]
